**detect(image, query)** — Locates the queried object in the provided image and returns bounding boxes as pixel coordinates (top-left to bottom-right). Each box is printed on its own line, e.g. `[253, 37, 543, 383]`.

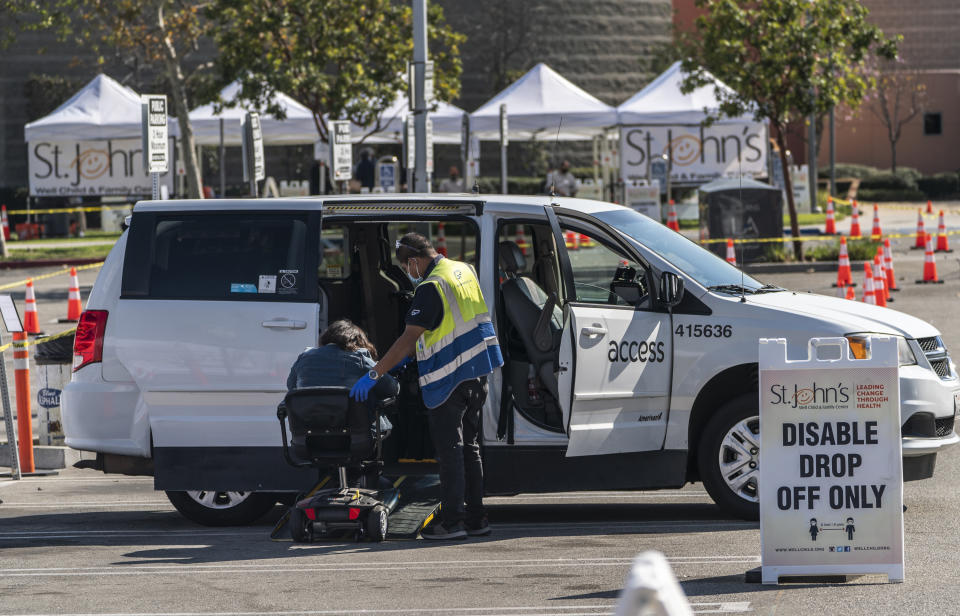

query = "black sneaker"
[421, 521, 467, 540]
[465, 516, 491, 537]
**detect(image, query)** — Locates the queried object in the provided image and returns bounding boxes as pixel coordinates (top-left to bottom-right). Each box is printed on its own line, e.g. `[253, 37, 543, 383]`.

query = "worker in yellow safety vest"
[351, 232, 503, 540]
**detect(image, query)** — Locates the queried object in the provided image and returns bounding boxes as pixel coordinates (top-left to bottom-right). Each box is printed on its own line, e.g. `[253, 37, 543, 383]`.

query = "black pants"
[427, 378, 487, 528]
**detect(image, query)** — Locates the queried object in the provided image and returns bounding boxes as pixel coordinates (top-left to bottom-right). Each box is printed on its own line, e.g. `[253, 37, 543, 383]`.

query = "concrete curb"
[0, 444, 81, 469]
[0, 258, 106, 270]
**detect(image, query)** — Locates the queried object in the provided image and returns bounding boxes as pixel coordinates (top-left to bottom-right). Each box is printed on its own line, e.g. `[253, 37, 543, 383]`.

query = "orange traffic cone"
[849, 201, 861, 238]
[832, 236, 854, 287]
[1, 204, 9, 240]
[23, 278, 40, 334]
[936, 210, 952, 253]
[913, 209, 926, 249]
[825, 198, 836, 235]
[725, 239, 736, 265]
[871, 204, 882, 238]
[565, 230, 580, 250]
[66, 267, 82, 321]
[845, 284, 856, 301]
[515, 225, 529, 256]
[666, 201, 679, 232]
[927, 200, 933, 215]
[579, 233, 595, 248]
[435, 222, 447, 257]
[917, 232, 944, 284]
[883, 238, 899, 292]
[862, 262, 875, 305]
[873, 251, 889, 306]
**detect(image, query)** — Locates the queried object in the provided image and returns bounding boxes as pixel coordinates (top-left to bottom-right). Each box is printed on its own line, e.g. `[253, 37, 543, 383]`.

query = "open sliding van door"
[109, 204, 322, 491]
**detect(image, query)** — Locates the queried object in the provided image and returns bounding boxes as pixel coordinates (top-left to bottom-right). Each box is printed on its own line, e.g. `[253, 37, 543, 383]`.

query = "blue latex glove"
[389, 356, 413, 375]
[350, 374, 377, 402]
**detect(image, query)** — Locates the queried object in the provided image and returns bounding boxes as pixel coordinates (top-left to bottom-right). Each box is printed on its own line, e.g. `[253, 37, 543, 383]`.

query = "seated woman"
[286, 319, 397, 437]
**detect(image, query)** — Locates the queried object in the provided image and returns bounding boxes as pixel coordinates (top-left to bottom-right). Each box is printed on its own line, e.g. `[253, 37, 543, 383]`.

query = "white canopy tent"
[187, 81, 319, 146]
[470, 63, 618, 141]
[24, 73, 168, 141]
[616, 61, 755, 125]
[353, 92, 466, 144]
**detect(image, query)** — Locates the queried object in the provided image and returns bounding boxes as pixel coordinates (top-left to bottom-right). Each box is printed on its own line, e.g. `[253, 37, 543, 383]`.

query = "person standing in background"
[439, 166, 465, 193]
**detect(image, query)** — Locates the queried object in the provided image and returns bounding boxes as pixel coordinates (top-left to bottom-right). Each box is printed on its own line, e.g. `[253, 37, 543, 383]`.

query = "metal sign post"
[0, 295, 23, 480]
[141, 95, 169, 201]
[404, 118, 415, 193]
[412, 0, 429, 192]
[460, 114, 470, 183]
[329, 121, 352, 194]
[242, 112, 265, 197]
[425, 117, 434, 192]
[499, 104, 508, 194]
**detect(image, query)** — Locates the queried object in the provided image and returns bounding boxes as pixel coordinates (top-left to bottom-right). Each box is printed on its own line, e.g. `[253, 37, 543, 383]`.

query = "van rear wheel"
[165, 490, 278, 526]
[698, 393, 760, 521]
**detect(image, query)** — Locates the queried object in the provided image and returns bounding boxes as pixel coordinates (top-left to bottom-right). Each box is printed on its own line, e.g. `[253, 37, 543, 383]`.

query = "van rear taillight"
[73, 310, 108, 372]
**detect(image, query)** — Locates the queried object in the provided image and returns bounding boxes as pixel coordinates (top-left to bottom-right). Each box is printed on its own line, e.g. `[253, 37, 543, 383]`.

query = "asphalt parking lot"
[2, 230, 960, 615]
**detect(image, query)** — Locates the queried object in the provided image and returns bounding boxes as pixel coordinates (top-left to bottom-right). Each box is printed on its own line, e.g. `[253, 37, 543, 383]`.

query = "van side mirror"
[659, 272, 684, 308]
[610, 280, 642, 305]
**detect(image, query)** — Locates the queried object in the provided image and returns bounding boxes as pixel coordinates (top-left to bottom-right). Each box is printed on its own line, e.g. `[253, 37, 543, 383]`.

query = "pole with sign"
[329, 121, 352, 194]
[460, 114, 470, 186]
[425, 117, 434, 191]
[0, 295, 23, 480]
[241, 112, 265, 197]
[141, 95, 169, 200]
[499, 104, 508, 194]
[412, 0, 429, 192]
[758, 336, 904, 584]
[404, 118, 415, 193]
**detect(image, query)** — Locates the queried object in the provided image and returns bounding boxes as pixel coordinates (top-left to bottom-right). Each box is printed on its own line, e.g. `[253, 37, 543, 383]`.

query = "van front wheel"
[166, 490, 278, 526]
[697, 393, 760, 521]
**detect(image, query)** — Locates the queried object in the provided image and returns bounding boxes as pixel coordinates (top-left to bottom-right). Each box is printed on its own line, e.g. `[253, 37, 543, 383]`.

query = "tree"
[2, 1, 212, 199]
[460, 0, 540, 94]
[207, 0, 464, 144]
[680, 0, 897, 259]
[867, 59, 926, 172]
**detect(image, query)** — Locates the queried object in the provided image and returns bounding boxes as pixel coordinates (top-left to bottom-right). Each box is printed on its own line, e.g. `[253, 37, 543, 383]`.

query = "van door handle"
[261, 320, 307, 330]
[580, 325, 607, 336]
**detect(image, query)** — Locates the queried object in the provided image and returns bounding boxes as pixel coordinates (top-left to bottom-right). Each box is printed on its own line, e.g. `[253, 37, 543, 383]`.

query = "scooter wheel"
[365, 505, 388, 542]
[289, 507, 312, 542]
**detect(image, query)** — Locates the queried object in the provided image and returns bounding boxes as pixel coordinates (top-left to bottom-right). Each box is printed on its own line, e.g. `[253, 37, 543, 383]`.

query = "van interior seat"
[498, 240, 562, 403]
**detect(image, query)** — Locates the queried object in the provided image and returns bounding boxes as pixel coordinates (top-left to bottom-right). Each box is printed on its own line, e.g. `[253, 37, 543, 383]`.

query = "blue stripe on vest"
[418, 320, 498, 376]
[421, 345, 504, 408]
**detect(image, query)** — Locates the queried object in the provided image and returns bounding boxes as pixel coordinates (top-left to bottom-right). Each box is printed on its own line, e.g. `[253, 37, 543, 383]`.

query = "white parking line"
[0, 555, 760, 577]
[1, 602, 752, 615]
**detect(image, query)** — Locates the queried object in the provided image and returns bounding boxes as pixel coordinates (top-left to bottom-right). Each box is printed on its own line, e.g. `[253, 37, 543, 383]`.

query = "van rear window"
[122, 212, 318, 301]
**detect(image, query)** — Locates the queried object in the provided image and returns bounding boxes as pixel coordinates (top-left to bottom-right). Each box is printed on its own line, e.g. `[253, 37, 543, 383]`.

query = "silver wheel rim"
[378, 510, 388, 537]
[186, 490, 251, 510]
[717, 415, 760, 504]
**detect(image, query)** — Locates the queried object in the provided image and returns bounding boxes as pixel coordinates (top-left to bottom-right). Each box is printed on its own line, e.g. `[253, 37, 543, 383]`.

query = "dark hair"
[395, 232, 434, 262]
[319, 319, 378, 359]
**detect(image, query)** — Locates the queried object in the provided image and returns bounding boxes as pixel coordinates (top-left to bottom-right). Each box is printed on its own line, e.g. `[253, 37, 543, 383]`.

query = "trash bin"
[698, 178, 783, 263]
[33, 334, 74, 446]
[43, 212, 73, 237]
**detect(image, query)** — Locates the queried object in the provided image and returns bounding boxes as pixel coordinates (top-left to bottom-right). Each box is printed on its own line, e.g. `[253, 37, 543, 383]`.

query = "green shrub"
[804, 238, 880, 262]
[859, 172, 917, 190]
[817, 163, 882, 179]
[917, 173, 960, 199]
[855, 188, 926, 202]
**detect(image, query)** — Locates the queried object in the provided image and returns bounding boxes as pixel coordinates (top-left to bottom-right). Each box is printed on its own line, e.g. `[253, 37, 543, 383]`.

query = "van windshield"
[593, 207, 777, 294]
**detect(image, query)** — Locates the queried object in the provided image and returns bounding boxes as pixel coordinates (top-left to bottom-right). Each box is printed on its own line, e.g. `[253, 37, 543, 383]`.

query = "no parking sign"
[759, 337, 904, 584]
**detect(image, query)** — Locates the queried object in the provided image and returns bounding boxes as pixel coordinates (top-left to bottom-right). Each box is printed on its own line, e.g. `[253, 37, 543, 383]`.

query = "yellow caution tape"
[0, 261, 104, 291]
[0, 326, 77, 354]
[4, 205, 133, 215]
[700, 229, 960, 245]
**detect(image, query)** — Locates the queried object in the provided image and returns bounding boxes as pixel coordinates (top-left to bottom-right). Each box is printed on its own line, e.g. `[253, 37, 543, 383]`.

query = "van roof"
[132, 193, 626, 217]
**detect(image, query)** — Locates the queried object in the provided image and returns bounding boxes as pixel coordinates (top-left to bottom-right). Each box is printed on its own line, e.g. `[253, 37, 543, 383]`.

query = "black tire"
[165, 490, 279, 527]
[288, 507, 312, 542]
[365, 505, 388, 542]
[697, 393, 760, 521]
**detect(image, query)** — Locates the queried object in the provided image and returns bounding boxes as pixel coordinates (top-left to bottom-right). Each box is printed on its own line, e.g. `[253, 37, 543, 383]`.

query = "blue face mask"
[407, 260, 423, 285]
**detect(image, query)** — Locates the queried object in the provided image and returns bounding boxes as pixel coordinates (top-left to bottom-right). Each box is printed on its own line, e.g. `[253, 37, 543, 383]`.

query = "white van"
[62, 195, 959, 525]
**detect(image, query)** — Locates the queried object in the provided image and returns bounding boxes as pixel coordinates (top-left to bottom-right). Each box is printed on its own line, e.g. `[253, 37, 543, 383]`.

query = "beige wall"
[819, 71, 960, 174]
